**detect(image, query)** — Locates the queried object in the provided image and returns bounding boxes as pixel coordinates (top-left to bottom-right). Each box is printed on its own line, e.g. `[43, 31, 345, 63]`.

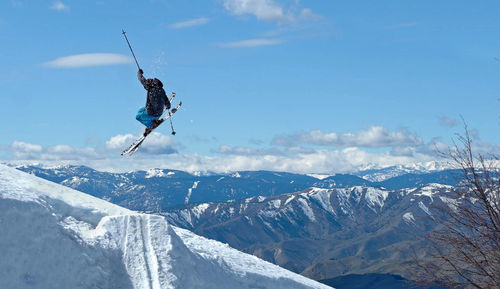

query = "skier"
[135, 69, 171, 135]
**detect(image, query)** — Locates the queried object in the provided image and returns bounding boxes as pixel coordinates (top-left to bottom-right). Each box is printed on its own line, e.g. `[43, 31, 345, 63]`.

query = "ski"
[169, 92, 176, 103]
[121, 101, 182, 156]
[120, 135, 146, 156]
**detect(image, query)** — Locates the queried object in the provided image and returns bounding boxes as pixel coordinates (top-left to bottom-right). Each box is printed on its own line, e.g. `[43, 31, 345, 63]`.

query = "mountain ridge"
[10, 164, 461, 212]
[162, 183, 456, 281]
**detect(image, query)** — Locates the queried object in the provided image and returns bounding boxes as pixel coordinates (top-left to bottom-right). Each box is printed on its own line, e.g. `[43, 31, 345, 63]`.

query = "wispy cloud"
[11, 141, 42, 159]
[220, 38, 283, 47]
[438, 116, 458, 128]
[106, 133, 178, 155]
[44, 53, 132, 68]
[50, 1, 70, 12]
[273, 126, 423, 148]
[217, 145, 284, 156]
[9, 141, 101, 161]
[223, 0, 318, 23]
[169, 17, 210, 29]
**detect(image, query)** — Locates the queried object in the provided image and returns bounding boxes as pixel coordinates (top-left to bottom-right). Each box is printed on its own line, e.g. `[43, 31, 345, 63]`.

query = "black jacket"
[138, 72, 171, 117]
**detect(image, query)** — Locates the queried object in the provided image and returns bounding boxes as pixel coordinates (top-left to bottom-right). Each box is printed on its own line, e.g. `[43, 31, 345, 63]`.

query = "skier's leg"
[135, 107, 156, 129]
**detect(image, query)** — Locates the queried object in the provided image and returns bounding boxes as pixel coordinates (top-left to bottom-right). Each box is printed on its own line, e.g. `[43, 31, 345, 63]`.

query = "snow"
[285, 194, 296, 206]
[307, 173, 332, 180]
[413, 183, 453, 203]
[0, 164, 130, 217]
[439, 196, 459, 212]
[402, 212, 416, 224]
[61, 176, 89, 186]
[309, 188, 335, 215]
[336, 188, 354, 216]
[356, 161, 450, 182]
[145, 168, 174, 178]
[364, 187, 389, 209]
[268, 199, 282, 209]
[418, 201, 432, 216]
[184, 180, 200, 204]
[0, 165, 331, 289]
[297, 197, 316, 222]
[191, 203, 210, 219]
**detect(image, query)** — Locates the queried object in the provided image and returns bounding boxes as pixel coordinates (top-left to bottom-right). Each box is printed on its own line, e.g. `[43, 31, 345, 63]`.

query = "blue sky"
[1, 0, 499, 173]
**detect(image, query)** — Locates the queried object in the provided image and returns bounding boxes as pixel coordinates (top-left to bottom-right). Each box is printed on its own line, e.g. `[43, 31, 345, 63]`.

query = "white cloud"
[223, 0, 318, 23]
[10, 141, 43, 159]
[50, 1, 70, 12]
[3, 138, 435, 174]
[8, 141, 101, 161]
[139, 132, 178, 155]
[44, 53, 132, 68]
[11, 141, 42, 153]
[217, 145, 284, 156]
[224, 0, 290, 22]
[273, 126, 423, 148]
[138, 147, 434, 174]
[106, 133, 178, 155]
[41, 145, 102, 161]
[169, 17, 210, 29]
[220, 38, 283, 47]
[106, 134, 136, 150]
[4, 127, 497, 175]
[7, 133, 178, 163]
[4, 141, 494, 175]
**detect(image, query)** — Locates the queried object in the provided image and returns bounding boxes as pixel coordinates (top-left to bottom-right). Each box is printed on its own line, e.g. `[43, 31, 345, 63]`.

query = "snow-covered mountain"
[0, 164, 331, 289]
[11, 164, 460, 212]
[355, 161, 449, 182]
[163, 183, 457, 281]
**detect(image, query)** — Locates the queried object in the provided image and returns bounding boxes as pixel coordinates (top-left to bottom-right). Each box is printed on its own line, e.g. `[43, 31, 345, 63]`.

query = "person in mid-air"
[136, 69, 171, 135]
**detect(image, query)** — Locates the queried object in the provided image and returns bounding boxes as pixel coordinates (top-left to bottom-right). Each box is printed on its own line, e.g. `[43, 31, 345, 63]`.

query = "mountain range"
[8, 163, 463, 286]
[11, 164, 460, 211]
[163, 183, 455, 281]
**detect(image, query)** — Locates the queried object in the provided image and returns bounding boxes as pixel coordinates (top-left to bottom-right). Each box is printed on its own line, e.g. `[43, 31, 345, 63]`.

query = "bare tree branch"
[413, 123, 500, 289]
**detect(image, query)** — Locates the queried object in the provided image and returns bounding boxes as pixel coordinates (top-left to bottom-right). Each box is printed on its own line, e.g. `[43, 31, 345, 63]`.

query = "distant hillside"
[12, 164, 461, 211]
[163, 184, 458, 281]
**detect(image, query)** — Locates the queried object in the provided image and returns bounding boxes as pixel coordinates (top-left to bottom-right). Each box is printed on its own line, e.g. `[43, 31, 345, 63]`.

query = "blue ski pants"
[136, 107, 160, 129]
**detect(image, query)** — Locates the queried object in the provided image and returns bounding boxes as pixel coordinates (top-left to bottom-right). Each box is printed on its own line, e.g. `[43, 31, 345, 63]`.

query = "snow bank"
[0, 165, 331, 289]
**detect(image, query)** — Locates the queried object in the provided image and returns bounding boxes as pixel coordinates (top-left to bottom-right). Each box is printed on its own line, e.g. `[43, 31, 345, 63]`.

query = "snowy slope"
[0, 165, 331, 289]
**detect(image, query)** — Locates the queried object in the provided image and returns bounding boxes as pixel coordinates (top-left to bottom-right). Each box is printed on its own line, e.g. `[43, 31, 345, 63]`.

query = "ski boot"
[143, 120, 162, 136]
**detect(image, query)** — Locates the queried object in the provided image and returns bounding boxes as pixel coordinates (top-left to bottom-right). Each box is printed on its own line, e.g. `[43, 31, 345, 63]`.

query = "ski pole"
[122, 30, 141, 70]
[168, 111, 176, 135]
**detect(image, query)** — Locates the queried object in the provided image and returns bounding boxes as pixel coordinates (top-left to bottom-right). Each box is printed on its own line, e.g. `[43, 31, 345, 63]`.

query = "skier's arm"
[137, 69, 149, 90]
